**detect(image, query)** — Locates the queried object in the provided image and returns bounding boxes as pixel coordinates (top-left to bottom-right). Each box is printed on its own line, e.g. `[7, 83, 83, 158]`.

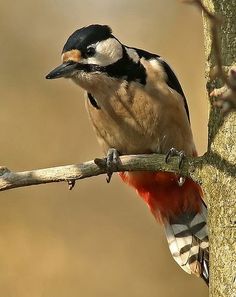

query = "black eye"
[86, 47, 95, 57]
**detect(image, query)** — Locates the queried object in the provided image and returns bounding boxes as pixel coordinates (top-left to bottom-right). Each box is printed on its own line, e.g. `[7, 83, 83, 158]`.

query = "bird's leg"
[105, 148, 120, 183]
[94, 148, 120, 183]
[165, 148, 186, 186]
[177, 176, 186, 187]
[67, 179, 76, 190]
[165, 147, 186, 168]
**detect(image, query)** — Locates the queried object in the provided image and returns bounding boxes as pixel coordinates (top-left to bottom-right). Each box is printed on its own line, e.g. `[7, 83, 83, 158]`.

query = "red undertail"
[119, 171, 203, 222]
[119, 171, 209, 284]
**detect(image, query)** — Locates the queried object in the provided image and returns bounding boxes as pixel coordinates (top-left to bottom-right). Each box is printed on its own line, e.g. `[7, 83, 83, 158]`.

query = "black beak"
[46, 62, 78, 79]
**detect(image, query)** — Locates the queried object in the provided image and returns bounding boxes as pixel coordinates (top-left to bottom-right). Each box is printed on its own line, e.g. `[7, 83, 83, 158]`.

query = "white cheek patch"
[125, 47, 139, 63]
[87, 38, 123, 66]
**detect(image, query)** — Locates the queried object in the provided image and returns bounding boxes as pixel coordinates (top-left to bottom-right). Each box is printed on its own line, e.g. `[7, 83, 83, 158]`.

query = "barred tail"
[164, 203, 209, 285]
[119, 171, 209, 284]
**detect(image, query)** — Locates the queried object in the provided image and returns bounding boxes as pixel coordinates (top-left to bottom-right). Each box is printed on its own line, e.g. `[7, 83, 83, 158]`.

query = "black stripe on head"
[75, 47, 147, 84]
[105, 48, 146, 84]
[63, 24, 112, 53]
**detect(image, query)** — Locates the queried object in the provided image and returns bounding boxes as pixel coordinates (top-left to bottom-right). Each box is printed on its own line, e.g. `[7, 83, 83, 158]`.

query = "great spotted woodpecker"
[46, 24, 209, 285]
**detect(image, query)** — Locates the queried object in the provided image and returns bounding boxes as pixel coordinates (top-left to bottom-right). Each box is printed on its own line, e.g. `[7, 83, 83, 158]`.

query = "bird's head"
[46, 24, 124, 81]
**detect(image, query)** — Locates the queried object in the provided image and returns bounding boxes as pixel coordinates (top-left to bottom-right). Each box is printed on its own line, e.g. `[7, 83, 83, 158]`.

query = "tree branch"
[0, 154, 204, 191]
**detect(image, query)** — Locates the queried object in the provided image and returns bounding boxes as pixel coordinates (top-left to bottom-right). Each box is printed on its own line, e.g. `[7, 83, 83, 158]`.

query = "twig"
[0, 154, 201, 192]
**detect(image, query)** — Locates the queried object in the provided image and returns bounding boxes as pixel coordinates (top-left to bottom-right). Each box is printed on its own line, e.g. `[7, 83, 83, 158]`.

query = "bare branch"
[0, 154, 202, 191]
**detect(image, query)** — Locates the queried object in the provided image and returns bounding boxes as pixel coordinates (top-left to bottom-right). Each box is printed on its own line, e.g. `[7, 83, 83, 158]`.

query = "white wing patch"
[125, 47, 140, 63]
[148, 58, 167, 80]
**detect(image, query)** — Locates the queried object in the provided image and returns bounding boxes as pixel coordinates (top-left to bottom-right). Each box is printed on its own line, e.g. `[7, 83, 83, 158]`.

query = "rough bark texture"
[202, 1, 236, 296]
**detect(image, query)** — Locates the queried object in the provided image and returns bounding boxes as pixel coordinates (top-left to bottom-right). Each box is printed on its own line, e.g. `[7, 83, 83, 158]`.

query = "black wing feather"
[133, 47, 190, 122]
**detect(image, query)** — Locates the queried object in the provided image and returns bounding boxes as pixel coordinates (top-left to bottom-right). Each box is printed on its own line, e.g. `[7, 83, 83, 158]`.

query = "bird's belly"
[85, 90, 195, 156]
[87, 105, 155, 154]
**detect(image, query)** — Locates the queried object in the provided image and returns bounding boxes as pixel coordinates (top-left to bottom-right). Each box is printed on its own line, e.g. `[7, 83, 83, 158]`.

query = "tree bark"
[202, 1, 236, 296]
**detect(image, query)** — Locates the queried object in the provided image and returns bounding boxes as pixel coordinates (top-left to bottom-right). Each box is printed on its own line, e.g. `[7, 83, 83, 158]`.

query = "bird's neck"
[71, 52, 146, 97]
[72, 71, 125, 100]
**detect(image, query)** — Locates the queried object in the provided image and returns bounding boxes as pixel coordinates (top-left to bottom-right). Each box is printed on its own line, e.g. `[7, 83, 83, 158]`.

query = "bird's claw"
[165, 148, 186, 186]
[165, 148, 186, 169]
[67, 179, 76, 190]
[105, 148, 120, 183]
[94, 148, 120, 183]
[177, 176, 186, 187]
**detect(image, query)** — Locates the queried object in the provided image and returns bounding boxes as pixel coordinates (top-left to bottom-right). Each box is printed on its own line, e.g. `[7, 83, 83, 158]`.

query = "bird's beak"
[45, 61, 78, 79]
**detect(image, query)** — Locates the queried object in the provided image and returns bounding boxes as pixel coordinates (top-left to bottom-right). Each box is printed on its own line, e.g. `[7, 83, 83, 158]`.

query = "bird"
[46, 24, 209, 285]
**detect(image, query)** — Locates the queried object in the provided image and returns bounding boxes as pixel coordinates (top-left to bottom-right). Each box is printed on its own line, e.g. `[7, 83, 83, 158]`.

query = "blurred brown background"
[0, 1, 208, 296]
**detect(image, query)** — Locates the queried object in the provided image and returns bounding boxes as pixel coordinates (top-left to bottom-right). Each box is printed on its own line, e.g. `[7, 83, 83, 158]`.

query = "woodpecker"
[46, 24, 209, 284]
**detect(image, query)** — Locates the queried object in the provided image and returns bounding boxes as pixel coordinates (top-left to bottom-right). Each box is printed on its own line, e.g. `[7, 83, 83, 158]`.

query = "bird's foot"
[105, 148, 120, 183]
[94, 148, 120, 183]
[165, 148, 186, 187]
[67, 179, 76, 190]
[165, 148, 186, 169]
[177, 176, 186, 187]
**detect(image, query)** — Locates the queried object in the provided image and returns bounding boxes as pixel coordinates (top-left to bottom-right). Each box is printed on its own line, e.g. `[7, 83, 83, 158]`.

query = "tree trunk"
[202, 1, 236, 296]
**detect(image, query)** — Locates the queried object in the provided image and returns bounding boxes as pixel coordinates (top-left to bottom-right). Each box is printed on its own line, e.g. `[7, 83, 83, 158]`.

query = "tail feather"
[164, 204, 209, 285]
[119, 171, 209, 284]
